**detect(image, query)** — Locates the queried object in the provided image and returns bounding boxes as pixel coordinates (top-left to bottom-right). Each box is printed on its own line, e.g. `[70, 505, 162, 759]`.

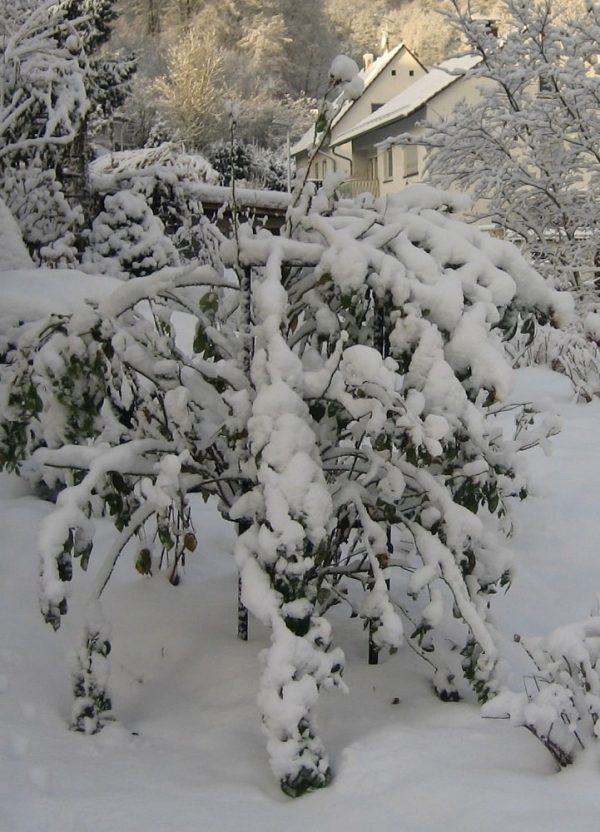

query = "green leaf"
[158, 527, 173, 549]
[135, 548, 152, 575]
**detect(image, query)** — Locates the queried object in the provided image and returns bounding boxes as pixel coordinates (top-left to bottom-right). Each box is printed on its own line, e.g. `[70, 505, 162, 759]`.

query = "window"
[322, 159, 327, 176]
[539, 72, 554, 93]
[314, 160, 319, 179]
[371, 103, 383, 113]
[384, 148, 394, 180]
[391, 69, 396, 76]
[409, 69, 415, 77]
[404, 144, 418, 177]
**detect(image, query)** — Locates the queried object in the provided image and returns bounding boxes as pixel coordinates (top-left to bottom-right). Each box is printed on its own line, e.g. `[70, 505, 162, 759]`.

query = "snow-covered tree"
[0, 0, 134, 262]
[153, 23, 226, 148]
[417, 0, 600, 289]
[0, 0, 89, 260]
[55, 0, 136, 126]
[207, 140, 289, 191]
[0, 0, 88, 166]
[87, 143, 219, 262]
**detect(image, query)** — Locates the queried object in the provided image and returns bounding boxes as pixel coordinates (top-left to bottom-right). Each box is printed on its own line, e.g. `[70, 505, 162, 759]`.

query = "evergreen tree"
[0, 0, 135, 262]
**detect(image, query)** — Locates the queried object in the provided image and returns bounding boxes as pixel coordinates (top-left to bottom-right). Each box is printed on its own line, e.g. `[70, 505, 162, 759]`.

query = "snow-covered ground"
[1, 361, 600, 831]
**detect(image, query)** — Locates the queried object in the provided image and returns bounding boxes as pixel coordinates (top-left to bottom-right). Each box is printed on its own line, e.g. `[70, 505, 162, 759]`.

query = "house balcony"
[338, 179, 380, 199]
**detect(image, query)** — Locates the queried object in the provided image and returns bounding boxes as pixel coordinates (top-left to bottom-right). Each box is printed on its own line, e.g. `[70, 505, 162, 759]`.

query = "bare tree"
[153, 23, 225, 148]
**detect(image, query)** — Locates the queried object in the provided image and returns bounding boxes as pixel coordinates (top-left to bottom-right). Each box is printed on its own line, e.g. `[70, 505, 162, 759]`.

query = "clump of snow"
[329, 55, 360, 84]
[329, 55, 364, 101]
[584, 311, 600, 343]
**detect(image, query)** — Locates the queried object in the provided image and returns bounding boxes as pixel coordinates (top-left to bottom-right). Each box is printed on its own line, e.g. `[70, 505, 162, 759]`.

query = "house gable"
[290, 44, 426, 160]
[332, 55, 482, 147]
[329, 46, 426, 143]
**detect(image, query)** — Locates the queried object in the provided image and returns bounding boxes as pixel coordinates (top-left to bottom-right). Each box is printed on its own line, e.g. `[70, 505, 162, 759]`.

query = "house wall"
[367, 77, 489, 197]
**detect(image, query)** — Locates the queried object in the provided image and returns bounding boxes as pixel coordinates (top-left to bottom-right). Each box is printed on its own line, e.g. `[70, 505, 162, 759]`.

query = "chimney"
[363, 52, 374, 70]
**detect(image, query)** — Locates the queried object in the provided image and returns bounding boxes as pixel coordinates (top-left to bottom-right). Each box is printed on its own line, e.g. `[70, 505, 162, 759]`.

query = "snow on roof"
[290, 44, 411, 156]
[332, 54, 482, 146]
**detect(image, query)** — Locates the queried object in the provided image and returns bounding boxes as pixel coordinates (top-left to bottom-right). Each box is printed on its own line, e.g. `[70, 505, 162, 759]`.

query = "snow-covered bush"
[83, 190, 179, 278]
[484, 605, 600, 767]
[508, 320, 600, 403]
[0, 177, 572, 794]
[1, 162, 83, 267]
[89, 144, 219, 262]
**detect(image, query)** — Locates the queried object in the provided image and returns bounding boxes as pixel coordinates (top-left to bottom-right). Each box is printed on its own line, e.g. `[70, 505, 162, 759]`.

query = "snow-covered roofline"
[290, 43, 423, 156]
[331, 54, 482, 146]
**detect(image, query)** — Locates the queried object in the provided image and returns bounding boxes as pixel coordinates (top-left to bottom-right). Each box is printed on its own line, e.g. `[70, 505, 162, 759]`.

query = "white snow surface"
[1, 268, 122, 321]
[0, 200, 33, 271]
[2, 355, 600, 828]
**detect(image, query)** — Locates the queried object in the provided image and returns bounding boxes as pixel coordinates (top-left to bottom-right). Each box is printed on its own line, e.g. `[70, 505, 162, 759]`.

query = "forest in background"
[106, 0, 591, 153]
[106, 0, 480, 151]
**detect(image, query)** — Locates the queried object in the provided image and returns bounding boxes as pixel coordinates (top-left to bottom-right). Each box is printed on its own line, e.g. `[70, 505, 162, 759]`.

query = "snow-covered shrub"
[505, 277, 600, 402]
[508, 321, 600, 403]
[1, 162, 83, 266]
[484, 606, 600, 768]
[83, 190, 179, 278]
[89, 143, 219, 262]
[0, 174, 572, 794]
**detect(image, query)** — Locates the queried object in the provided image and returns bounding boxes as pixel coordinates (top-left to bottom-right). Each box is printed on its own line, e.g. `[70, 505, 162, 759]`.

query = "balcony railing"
[338, 179, 380, 199]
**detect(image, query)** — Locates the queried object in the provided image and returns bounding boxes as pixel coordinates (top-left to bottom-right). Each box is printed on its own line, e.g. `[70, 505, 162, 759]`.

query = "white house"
[329, 55, 483, 198]
[290, 43, 427, 195]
